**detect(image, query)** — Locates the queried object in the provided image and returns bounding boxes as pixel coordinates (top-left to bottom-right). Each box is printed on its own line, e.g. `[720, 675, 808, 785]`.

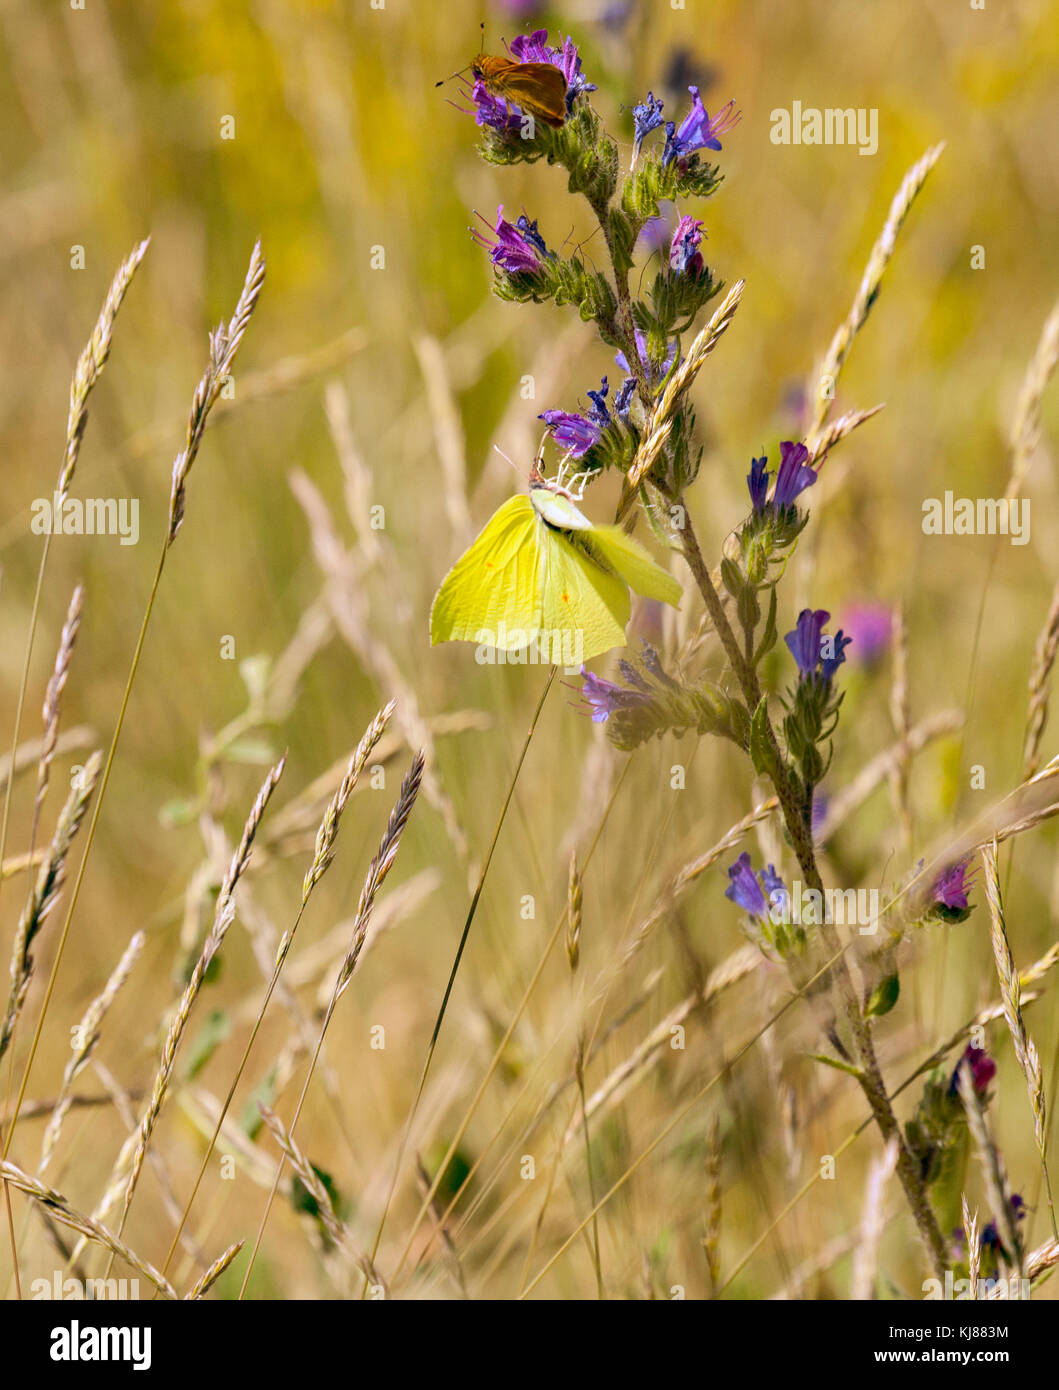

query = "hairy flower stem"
[679, 511, 949, 1276]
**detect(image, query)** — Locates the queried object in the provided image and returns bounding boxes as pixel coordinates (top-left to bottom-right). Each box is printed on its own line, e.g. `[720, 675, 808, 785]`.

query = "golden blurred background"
[1, 0, 1057, 1299]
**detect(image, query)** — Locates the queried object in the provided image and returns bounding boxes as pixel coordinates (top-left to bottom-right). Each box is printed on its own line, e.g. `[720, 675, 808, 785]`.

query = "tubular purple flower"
[933, 858, 976, 913]
[785, 609, 829, 678]
[772, 440, 816, 510]
[663, 91, 741, 165]
[724, 852, 769, 919]
[576, 665, 651, 724]
[472, 206, 547, 275]
[785, 608, 850, 683]
[669, 215, 706, 277]
[538, 410, 600, 457]
[747, 456, 769, 512]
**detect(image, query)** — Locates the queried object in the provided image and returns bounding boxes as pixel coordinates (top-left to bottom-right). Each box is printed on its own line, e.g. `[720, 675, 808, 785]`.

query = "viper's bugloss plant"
[449, 25, 991, 1281]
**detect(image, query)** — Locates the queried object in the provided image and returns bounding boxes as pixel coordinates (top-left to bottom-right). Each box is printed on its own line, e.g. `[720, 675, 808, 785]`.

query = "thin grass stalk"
[0, 238, 149, 920]
[184, 1242, 244, 1300]
[240, 751, 425, 1297]
[156, 702, 396, 1284]
[105, 756, 285, 1259]
[1, 242, 265, 1174]
[0, 1159, 176, 1299]
[804, 144, 945, 448]
[0, 751, 102, 1067]
[37, 929, 144, 1177]
[981, 840, 1055, 1237]
[958, 1064, 1025, 1281]
[362, 668, 555, 1289]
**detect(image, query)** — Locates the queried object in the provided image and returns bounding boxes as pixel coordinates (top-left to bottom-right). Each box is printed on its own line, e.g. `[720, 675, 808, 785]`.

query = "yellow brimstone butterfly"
[430, 477, 681, 661]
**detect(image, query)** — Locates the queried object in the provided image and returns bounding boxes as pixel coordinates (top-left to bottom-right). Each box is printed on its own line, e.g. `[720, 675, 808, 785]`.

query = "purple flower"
[933, 859, 976, 914]
[585, 376, 611, 427]
[949, 1043, 997, 1099]
[663, 90, 741, 166]
[669, 215, 706, 277]
[576, 665, 651, 724]
[841, 603, 893, 666]
[470, 80, 524, 133]
[538, 410, 599, 457]
[725, 852, 768, 919]
[507, 30, 597, 113]
[614, 377, 637, 422]
[616, 330, 678, 388]
[472, 206, 547, 275]
[725, 852, 787, 920]
[746, 443, 817, 515]
[773, 441, 816, 510]
[539, 377, 613, 457]
[784, 609, 851, 683]
[747, 456, 769, 513]
[632, 91, 665, 159]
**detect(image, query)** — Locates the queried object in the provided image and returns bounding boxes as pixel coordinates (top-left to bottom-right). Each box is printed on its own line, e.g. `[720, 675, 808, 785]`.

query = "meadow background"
[0, 0, 1057, 1299]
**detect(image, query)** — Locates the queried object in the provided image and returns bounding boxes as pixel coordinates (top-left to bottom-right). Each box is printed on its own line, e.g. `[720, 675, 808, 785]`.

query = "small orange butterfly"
[470, 54, 567, 129]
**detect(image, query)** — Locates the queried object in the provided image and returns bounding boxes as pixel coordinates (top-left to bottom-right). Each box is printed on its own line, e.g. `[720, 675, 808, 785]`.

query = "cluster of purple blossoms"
[747, 441, 817, 516]
[785, 609, 851, 685]
[669, 215, 706, 277]
[471, 206, 549, 276]
[472, 30, 596, 131]
[724, 851, 788, 920]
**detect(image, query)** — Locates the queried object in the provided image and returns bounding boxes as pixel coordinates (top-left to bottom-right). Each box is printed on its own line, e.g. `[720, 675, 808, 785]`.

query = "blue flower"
[746, 442, 816, 516]
[632, 91, 665, 159]
[747, 456, 769, 513]
[725, 852, 786, 921]
[614, 377, 637, 422]
[663, 90, 740, 166]
[785, 609, 851, 683]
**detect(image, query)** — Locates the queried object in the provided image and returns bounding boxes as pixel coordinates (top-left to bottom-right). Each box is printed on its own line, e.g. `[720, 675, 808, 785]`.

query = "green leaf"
[806, 1051, 865, 1080]
[183, 1009, 230, 1081]
[865, 971, 901, 1018]
[749, 696, 777, 778]
[720, 556, 745, 599]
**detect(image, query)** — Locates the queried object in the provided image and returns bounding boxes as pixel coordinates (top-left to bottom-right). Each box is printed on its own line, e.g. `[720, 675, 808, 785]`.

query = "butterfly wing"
[490, 61, 567, 128]
[430, 496, 542, 649]
[538, 526, 630, 662]
[581, 525, 682, 608]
